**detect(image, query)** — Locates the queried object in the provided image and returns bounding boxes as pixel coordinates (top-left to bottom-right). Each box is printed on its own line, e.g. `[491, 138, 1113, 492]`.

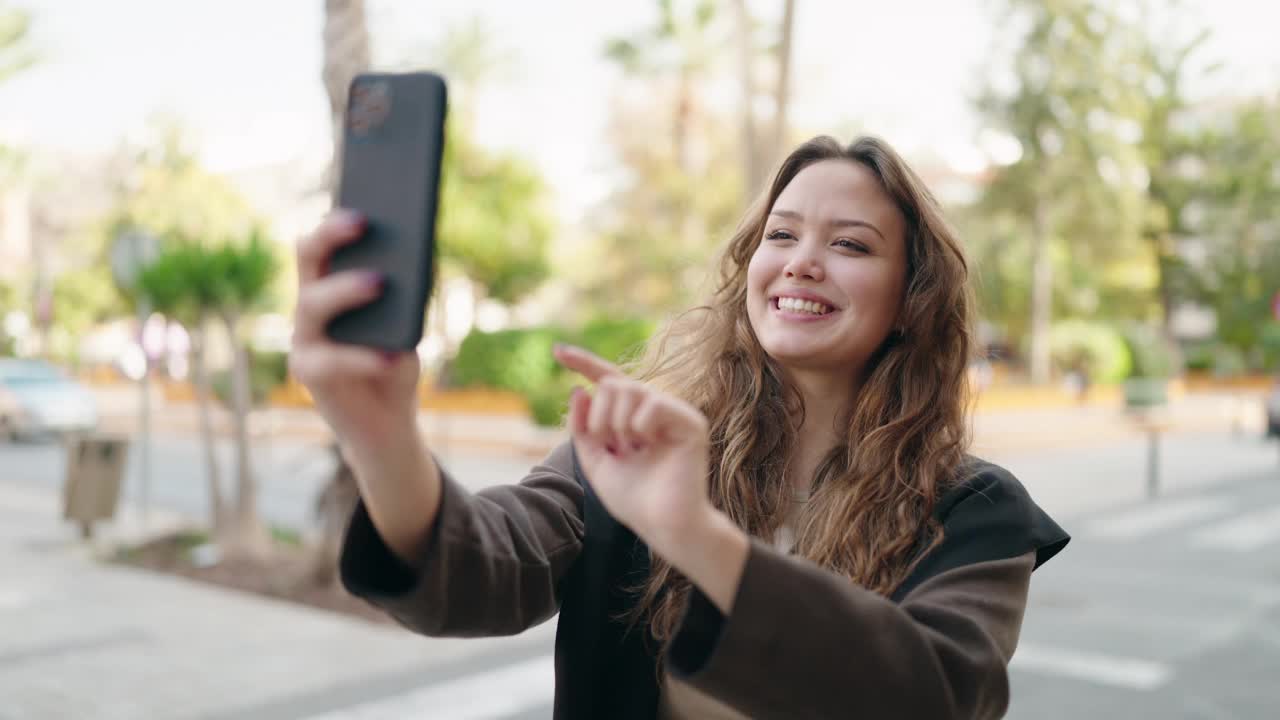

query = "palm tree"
[322, 0, 371, 193]
[605, 0, 722, 175]
[0, 2, 35, 83]
[730, 0, 796, 204]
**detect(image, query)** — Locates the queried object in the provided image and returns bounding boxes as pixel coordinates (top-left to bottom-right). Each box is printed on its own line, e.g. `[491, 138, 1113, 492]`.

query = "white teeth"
[776, 297, 831, 315]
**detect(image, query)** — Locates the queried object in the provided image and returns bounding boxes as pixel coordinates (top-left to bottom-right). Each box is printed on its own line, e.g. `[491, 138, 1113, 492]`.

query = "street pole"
[138, 298, 152, 528]
[113, 229, 159, 531]
[1146, 426, 1160, 500]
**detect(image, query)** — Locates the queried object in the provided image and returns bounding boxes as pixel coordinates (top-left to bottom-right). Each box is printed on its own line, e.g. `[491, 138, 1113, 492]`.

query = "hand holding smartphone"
[326, 72, 448, 350]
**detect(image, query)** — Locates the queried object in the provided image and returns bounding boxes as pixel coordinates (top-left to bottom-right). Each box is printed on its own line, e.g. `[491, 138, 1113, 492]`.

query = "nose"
[782, 241, 824, 282]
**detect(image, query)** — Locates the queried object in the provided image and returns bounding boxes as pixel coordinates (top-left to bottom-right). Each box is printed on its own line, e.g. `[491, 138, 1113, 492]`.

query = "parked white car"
[0, 359, 99, 441]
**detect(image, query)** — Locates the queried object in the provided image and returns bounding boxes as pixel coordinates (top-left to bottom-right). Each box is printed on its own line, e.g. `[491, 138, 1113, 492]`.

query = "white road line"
[1082, 496, 1235, 540]
[302, 654, 554, 720]
[1190, 503, 1280, 552]
[1010, 643, 1172, 691]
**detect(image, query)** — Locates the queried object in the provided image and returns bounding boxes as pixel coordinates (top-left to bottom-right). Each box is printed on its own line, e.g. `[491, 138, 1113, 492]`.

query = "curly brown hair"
[614, 135, 977, 649]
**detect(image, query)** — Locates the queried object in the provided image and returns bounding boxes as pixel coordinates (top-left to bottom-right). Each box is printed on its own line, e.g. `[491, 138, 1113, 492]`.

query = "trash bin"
[63, 434, 130, 539]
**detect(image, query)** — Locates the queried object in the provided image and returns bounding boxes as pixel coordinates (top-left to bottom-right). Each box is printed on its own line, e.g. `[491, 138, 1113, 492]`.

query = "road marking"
[1190, 503, 1280, 552]
[1082, 496, 1234, 540]
[1011, 643, 1172, 691]
[302, 654, 554, 720]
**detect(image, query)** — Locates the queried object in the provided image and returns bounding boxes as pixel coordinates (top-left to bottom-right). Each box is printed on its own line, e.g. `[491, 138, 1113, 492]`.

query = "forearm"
[343, 424, 441, 565]
[655, 508, 751, 614]
[339, 441, 587, 638]
[665, 548, 1035, 719]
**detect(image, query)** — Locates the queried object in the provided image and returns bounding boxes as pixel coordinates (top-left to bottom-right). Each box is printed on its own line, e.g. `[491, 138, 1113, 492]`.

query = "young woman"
[289, 135, 1070, 719]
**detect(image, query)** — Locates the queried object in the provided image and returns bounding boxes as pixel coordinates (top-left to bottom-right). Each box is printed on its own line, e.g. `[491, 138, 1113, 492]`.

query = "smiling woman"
[293, 134, 1069, 720]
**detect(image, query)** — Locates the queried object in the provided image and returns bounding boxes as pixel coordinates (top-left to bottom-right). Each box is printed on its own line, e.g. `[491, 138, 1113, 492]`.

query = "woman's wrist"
[653, 507, 750, 614]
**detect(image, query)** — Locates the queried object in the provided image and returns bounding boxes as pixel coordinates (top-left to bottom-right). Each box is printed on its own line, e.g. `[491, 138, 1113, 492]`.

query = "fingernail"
[365, 271, 385, 289]
[553, 343, 567, 354]
[338, 209, 365, 229]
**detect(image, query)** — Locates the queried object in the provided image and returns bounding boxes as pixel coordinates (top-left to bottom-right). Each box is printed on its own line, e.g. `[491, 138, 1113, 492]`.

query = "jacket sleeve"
[338, 440, 585, 638]
[665, 465, 1070, 720]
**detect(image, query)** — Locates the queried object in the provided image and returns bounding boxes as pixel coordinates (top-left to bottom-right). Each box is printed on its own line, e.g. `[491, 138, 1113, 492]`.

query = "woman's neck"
[784, 369, 854, 492]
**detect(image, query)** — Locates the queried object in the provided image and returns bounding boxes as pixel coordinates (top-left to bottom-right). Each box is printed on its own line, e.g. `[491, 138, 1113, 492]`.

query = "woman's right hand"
[288, 209, 422, 453]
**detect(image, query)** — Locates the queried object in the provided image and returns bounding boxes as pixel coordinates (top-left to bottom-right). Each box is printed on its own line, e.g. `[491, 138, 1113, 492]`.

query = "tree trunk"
[190, 316, 226, 532]
[731, 0, 761, 206]
[222, 308, 266, 553]
[771, 0, 795, 170]
[322, 0, 371, 193]
[1028, 200, 1053, 384]
[674, 66, 692, 175]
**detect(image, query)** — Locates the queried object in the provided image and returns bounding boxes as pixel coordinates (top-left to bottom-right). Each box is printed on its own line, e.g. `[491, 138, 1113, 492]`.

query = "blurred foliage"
[972, 0, 1149, 380]
[450, 317, 656, 426]
[968, 1, 1280, 376]
[450, 327, 564, 395]
[212, 348, 289, 409]
[1183, 342, 1248, 378]
[1185, 100, 1280, 370]
[1049, 320, 1131, 383]
[0, 2, 35, 84]
[106, 127, 262, 262]
[578, 316, 657, 367]
[391, 21, 554, 314]
[437, 123, 553, 305]
[585, 0, 746, 319]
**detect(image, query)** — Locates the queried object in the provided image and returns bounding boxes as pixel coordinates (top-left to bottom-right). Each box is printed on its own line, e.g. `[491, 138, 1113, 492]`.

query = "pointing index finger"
[553, 344, 621, 384]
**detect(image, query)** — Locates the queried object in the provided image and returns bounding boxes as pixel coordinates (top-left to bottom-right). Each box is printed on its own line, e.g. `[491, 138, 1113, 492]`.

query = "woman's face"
[746, 159, 908, 377]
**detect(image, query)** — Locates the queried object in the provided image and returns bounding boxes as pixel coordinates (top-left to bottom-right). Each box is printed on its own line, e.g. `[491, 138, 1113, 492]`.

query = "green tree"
[437, 127, 552, 306]
[137, 241, 227, 534]
[730, 0, 796, 203]
[1190, 100, 1280, 369]
[322, 0, 371, 193]
[975, 0, 1149, 381]
[1132, 12, 1215, 344]
[207, 230, 279, 552]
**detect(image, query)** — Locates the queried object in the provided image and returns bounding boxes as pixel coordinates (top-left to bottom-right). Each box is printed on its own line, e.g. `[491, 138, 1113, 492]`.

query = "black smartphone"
[326, 71, 447, 350]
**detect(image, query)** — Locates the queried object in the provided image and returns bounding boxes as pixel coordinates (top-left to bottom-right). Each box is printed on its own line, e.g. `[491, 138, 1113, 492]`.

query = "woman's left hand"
[553, 344, 715, 553]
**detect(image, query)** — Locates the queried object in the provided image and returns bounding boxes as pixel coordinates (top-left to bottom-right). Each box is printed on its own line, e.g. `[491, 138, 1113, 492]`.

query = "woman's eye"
[836, 239, 868, 253]
[766, 230, 794, 241]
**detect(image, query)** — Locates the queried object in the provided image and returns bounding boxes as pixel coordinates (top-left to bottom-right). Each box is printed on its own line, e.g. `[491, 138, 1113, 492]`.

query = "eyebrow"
[769, 209, 886, 242]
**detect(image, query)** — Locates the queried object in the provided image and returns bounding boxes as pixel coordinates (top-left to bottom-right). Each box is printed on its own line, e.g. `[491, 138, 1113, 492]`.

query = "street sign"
[109, 230, 160, 292]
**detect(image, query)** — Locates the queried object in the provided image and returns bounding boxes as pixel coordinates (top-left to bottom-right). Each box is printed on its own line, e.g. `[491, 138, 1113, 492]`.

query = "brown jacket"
[341, 440, 1070, 719]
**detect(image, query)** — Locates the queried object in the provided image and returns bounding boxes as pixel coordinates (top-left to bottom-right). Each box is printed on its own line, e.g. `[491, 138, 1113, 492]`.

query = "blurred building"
[0, 187, 32, 281]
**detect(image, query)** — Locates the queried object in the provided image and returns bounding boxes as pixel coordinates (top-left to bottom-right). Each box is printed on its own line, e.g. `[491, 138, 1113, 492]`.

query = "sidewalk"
[0, 481, 554, 720]
[92, 384, 1268, 460]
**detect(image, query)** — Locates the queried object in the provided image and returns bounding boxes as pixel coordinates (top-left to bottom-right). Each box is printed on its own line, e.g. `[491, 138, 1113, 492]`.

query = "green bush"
[1049, 320, 1131, 383]
[577, 316, 656, 367]
[449, 318, 657, 427]
[1261, 322, 1280, 371]
[1182, 342, 1214, 373]
[526, 373, 578, 428]
[450, 328, 567, 394]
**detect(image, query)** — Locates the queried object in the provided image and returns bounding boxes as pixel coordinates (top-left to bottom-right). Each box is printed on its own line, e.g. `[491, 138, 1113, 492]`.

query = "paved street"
[2, 422, 1278, 718]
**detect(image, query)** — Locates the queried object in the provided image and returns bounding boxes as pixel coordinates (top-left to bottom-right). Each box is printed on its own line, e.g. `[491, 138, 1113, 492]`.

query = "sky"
[1, 0, 1277, 223]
